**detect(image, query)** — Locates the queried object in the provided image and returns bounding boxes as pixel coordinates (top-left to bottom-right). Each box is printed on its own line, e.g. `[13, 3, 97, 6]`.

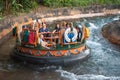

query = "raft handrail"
[40, 32, 60, 46]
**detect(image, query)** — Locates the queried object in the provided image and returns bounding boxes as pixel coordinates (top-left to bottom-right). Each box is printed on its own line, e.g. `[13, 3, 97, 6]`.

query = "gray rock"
[102, 20, 120, 45]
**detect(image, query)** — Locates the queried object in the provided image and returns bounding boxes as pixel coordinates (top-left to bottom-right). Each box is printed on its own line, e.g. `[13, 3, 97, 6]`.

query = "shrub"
[43, 0, 120, 7]
[0, 0, 38, 16]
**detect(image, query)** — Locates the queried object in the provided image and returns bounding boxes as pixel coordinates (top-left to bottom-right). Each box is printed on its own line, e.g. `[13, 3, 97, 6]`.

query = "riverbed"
[0, 15, 120, 80]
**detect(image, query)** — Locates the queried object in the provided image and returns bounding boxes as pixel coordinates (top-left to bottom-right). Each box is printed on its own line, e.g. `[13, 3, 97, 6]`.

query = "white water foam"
[56, 69, 120, 80]
[89, 22, 98, 29]
[86, 41, 102, 47]
[113, 16, 120, 21]
[33, 65, 59, 70]
[78, 24, 82, 28]
[83, 18, 87, 22]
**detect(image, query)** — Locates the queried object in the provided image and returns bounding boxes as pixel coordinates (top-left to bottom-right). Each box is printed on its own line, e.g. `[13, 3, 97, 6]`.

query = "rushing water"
[0, 15, 120, 80]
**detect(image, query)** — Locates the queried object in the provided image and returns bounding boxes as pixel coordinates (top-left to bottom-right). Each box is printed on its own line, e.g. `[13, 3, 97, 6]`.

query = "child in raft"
[39, 34, 50, 49]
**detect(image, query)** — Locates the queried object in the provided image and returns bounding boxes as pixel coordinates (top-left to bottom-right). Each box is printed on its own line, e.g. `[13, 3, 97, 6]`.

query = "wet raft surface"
[0, 15, 120, 80]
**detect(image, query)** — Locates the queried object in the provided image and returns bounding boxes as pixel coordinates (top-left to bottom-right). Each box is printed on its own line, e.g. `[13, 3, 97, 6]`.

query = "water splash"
[87, 41, 102, 47]
[113, 16, 120, 21]
[88, 22, 98, 29]
[56, 69, 120, 80]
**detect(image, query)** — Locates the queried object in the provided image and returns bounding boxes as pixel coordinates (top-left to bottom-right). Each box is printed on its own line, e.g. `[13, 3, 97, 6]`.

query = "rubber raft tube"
[11, 46, 91, 66]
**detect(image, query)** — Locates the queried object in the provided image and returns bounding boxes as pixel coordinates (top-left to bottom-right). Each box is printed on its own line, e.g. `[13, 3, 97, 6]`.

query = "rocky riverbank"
[102, 20, 120, 45]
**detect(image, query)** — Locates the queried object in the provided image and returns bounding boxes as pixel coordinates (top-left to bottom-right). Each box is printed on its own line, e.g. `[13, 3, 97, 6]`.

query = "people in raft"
[75, 25, 82, 42]
[65, 22, 71, 29]
[61, 21, 66, 30]
[63, 22, 73, 43]
[39, 34, 50, 49]
[19, 21, 86, 49]
[52, 23, 61, 33]
[20, 25, 26, 40]
[52, 23, 61, 44]
[20, 25, 29, 43]
[20, 24, 38, 45]
[34, 19, 41, 29]
[39, 22, 49, 37]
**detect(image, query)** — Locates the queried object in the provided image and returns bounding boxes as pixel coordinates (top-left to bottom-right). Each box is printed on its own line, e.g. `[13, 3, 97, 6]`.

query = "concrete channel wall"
[0, 5, 120, 45]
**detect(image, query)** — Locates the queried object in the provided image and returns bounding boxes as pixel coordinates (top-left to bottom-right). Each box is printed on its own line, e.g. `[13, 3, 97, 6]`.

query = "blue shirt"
[39, 28, 49, 37]
[39, 28, 49, 33]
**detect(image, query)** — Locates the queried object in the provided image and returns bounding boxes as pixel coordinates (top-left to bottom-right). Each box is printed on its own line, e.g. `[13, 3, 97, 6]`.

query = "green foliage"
[0, 0, 38, 16]
[43, 0, 120, 8]
[10, 0, 23, 14]
[0, 0, 4, 16]
[0, 0, 120, 17]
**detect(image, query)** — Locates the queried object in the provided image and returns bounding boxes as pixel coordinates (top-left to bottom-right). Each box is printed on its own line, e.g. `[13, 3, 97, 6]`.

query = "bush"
[0, 0, 38, 16]
[43, 0, 120, 8]
[0, 0, 120, 17]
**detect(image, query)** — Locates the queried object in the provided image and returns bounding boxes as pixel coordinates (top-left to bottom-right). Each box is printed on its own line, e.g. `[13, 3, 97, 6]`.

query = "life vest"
[84, 26, 90, 39]
[28, 31, 35, 44]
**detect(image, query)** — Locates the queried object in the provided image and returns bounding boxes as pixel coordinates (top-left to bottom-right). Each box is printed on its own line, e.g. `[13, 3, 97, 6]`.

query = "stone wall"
[0, 5, 120, 45]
